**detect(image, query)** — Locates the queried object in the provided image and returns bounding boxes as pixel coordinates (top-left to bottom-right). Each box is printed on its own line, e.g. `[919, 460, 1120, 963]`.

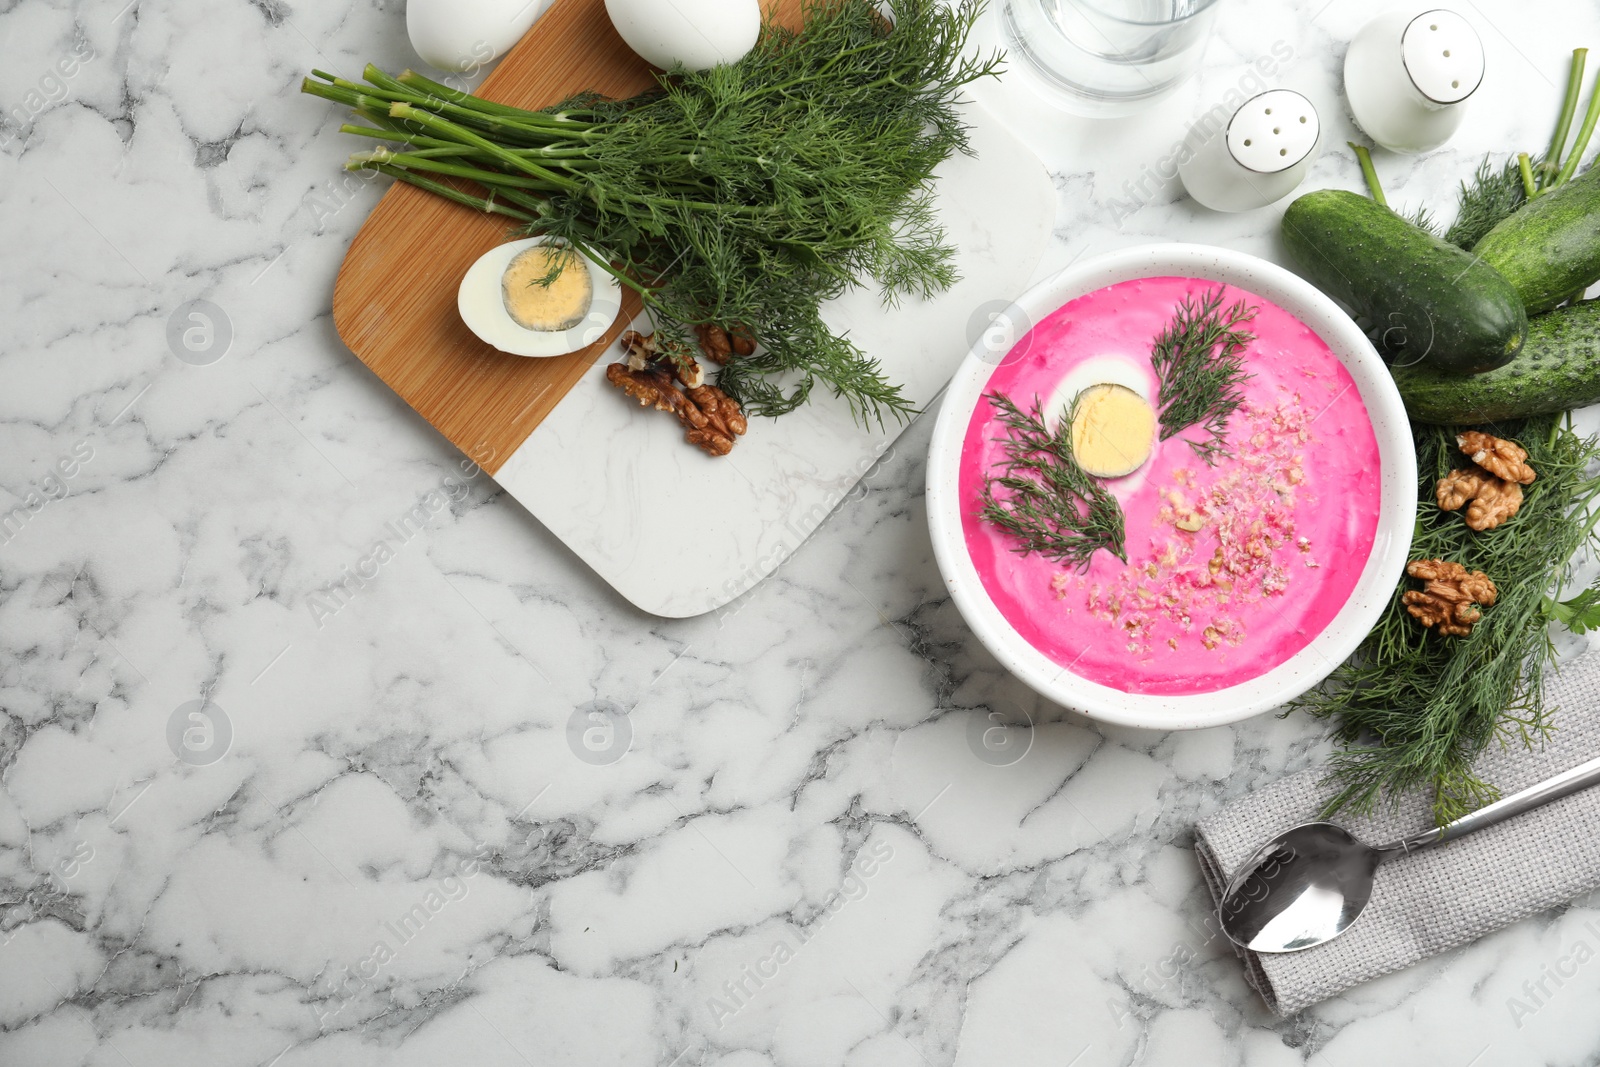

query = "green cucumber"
[1282, 189, 1527, 375]
[1473, 165, 1600, 314]
[1389, 300, 1600, 424]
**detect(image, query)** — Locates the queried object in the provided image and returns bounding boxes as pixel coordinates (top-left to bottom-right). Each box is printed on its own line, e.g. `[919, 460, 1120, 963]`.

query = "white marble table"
[3, 0, 1599, 1064]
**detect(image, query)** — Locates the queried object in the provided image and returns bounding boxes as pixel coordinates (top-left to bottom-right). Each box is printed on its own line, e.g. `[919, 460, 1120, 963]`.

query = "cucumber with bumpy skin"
[1389, 300, 1600, 424]
[1282, 189, 1527, 375]
[1473, 165, 1600, 314]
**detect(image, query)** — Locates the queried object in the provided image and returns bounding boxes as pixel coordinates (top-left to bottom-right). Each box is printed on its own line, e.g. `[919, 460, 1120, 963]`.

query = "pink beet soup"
[958, 276, 1381, 696]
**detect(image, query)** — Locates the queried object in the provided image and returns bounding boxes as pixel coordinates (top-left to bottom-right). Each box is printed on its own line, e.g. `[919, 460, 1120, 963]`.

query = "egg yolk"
[502, 245, 593, 332]
[1070, 383, 1156, 478]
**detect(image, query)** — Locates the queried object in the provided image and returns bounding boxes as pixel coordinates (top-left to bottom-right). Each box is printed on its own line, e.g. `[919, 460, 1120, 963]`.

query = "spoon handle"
[1390, 753, 1600, 854]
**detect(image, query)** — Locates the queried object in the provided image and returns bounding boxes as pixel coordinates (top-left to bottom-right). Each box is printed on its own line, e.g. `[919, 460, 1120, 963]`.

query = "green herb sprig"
[1443, 156, 1528, 249]
[302, 0, 1002, 426]
[979, 393, 1126, 570]
[1544, 586, 1600, 635]
[1293, 417, 1600, 826]
[1149, 287, 1257, 463]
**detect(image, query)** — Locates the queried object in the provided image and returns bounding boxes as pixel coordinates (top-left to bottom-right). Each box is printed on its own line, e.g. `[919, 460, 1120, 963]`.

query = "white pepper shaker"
[1344, 8, 1485, 154]
[1178, 89, 1322, 212]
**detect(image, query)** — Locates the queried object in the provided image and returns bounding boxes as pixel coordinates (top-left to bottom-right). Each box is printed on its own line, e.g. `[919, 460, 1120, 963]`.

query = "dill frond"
[1444, 155, 1530, 249]
[1403, 204, 1440, 236]
[979, 393, 1126, 570]
[1149, 287, 1257, 463]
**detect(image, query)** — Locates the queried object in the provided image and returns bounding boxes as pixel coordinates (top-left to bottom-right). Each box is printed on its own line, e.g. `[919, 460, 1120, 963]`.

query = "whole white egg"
[407, 0, 552, 74]
[604, 0, 761, 71]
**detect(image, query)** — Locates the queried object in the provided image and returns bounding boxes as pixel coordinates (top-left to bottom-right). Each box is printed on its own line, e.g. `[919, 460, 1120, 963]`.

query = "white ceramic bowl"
[926, 243, 1416, 730]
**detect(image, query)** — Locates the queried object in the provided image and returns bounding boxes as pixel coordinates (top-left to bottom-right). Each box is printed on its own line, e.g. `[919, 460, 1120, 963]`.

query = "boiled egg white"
[458, 237, 622, 358]
[604, 0, 761, 71]
[1042, 354, 1156, 429]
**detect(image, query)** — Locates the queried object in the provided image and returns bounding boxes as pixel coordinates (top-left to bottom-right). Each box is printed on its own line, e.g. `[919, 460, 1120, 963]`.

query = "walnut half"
[621, 329, 702, 387]
[682, 383, 748, 456]
[1402, 558, 1498, 637]
[1457, 431, 1536, 485]
[606, 361, 691, 420]
[604, 361, 747, 457]
[1437, 466, 1524, 531]
[695, 323, 757, 365]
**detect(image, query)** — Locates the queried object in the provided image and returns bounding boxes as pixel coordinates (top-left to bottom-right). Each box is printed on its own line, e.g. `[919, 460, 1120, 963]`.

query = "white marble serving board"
[493, 101, 1056, 617]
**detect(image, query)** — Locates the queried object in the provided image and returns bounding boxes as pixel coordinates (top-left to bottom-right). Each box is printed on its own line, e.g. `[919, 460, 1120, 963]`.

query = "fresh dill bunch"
[1443, 155, 1529, 249]
[979, 392, 1126, 570]
[1149, 287, 1257, 463]
[1292, 416, 1600, 826]
[306, 0, 1004, 427]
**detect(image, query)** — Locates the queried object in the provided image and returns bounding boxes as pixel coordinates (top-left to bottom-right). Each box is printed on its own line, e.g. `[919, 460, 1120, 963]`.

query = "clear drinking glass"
[1002, 0, 1224, 116]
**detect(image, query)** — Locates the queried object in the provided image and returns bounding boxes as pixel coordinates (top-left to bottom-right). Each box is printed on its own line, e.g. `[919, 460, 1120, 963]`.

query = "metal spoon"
[1219, 753, 1600, 954]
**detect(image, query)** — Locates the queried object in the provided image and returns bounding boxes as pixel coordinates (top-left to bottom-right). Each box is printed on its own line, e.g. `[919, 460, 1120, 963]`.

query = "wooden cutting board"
[332, 0, 804, 475]
[330, 0, 1057, 616]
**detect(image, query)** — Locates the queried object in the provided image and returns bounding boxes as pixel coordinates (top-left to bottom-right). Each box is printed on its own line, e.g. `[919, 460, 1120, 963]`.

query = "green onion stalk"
[302, 0, 1003, 425]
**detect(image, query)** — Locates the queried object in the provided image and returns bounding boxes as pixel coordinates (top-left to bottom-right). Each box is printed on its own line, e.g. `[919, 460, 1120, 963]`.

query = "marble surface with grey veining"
[4, 0, 1600, 1064]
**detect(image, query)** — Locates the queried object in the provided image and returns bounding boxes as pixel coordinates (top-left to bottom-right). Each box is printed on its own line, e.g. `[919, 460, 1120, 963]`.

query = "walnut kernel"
[1457, 431, 1536, 485]
[695, 323, 757, 363]
[695, 324, 734, 365]
[604, 361, 746, 457]
[619, 330, 658, 371]
[1436, 467, 1524, 531]
[1402, 559, 1498, 637]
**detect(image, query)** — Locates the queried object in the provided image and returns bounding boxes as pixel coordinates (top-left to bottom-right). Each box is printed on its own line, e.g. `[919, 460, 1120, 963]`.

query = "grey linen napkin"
[1195, 655, 1600, 1015]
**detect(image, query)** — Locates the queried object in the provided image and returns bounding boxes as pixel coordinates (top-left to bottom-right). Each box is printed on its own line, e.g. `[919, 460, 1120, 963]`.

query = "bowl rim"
[925, 242, 1417, 730]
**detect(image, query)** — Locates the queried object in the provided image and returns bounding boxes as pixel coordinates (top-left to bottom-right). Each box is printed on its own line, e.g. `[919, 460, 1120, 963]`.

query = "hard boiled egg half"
[1043, 354, 1159, 479]
[458, 237, 622, 358]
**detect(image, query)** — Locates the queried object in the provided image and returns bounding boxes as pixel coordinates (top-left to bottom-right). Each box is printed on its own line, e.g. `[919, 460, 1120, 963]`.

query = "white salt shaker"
[1344, 8, 1485, 154]
[1178, 89, 1322, 212]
